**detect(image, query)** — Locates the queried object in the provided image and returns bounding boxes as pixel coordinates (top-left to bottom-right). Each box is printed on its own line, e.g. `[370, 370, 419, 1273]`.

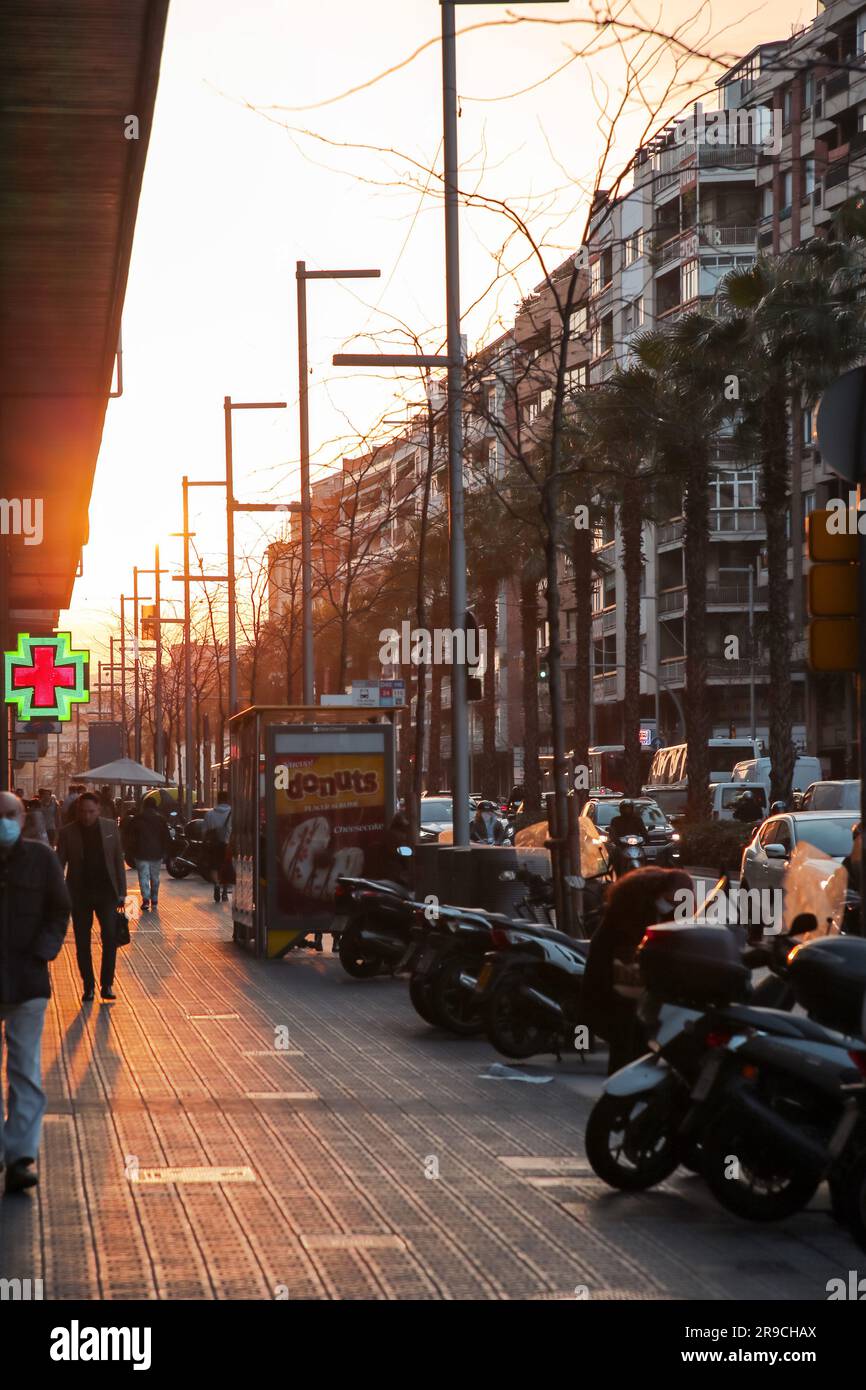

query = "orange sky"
[64, 0, 811, 672]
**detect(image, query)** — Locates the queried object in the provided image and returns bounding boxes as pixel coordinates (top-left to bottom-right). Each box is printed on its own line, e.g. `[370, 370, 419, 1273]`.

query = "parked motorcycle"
[333, 868, 419, 979]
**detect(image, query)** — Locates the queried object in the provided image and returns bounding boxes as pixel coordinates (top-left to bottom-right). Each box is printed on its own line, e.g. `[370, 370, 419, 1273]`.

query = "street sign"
[378, 680, 405, 708]
[14, 737, 39, 762]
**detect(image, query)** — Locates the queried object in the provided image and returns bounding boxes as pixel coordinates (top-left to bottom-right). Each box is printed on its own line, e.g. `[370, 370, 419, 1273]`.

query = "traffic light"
[806, 508, 858, 672]
[140, 605, 157, 643]
[538, 656, 549, 682]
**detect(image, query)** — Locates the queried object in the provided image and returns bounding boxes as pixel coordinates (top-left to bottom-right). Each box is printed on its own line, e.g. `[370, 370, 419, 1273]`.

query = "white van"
[731, 756, 822, 797]
[711, 782, 767, 822]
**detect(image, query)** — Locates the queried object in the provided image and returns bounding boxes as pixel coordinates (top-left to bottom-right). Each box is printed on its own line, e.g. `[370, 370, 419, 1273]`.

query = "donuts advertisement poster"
[274, 752, 387, 914]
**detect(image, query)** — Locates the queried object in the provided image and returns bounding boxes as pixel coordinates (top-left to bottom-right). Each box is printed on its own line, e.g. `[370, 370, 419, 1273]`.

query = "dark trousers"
[71, 893, 118, 991]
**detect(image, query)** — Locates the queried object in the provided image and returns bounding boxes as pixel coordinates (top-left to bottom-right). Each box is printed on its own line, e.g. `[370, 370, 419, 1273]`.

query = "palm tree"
[716, 239, 866, 802]
[630, 313, 739, 819]
[577, 366, 666, 796]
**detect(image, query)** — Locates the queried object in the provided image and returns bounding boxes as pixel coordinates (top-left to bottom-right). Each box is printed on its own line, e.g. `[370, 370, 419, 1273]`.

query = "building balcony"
[657, 518, 685, 547]
[699, 223, 757, 248]
[658, 585, 686, 615]
[591, 606, 617, 634]
[592, 671, 619, 699]
[705, 583, 768, 608]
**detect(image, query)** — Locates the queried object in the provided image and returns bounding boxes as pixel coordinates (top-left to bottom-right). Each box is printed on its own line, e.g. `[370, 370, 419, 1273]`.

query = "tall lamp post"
[224, 397, 287, 715]
[296, 264, 380, 703]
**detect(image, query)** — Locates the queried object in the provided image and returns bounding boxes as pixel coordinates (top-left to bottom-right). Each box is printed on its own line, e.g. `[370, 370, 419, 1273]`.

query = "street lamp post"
[223, 397, 287, 715]
[296, 263, 380, 704]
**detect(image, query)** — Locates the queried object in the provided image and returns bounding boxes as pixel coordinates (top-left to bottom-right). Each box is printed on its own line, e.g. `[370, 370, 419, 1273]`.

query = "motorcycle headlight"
[671, 832, 680, 842]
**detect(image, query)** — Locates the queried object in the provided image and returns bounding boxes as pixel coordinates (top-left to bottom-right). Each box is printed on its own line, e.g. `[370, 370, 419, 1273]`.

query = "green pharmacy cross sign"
[4, 633, 90, 720]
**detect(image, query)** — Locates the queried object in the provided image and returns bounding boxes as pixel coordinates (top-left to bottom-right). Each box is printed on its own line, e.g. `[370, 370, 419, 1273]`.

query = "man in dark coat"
[0, 791, 70, 1193]
[57, 792, 128, 1004]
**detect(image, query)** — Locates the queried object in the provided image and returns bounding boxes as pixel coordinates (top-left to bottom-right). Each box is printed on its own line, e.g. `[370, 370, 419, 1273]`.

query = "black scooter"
[333, 868, 419, 979]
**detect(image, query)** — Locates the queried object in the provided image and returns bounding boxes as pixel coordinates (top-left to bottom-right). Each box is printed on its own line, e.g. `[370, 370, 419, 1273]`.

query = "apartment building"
[581, 0, 864, 773]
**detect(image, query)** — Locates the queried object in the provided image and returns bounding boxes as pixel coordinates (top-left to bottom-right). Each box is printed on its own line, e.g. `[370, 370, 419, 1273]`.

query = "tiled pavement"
[0, 873, 859, 1301]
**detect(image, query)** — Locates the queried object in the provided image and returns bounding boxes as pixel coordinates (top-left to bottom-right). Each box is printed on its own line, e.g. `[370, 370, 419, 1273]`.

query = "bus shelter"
[229, 706, 396, 958]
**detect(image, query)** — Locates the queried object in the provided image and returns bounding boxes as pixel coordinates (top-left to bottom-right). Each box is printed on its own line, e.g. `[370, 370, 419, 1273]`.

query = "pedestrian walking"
[0, 791, 70, 1194]
[129, 799, 171, 911]
[98, 785, 117, 820]
[22, 800, 49, 845]
[202, 789, 232, 903]
[60, 785, 82, 824]
[57, 792, 128, 1004]
[37, 787, 60, 847]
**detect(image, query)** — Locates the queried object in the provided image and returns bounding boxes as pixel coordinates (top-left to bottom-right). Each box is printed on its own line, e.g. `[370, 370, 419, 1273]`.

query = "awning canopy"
[74, 757, 168, 786]
[0, 0, 169, 632]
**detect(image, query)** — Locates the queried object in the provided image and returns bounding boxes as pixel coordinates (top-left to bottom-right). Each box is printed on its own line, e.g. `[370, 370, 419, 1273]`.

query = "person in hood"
[0, 792, 70, 1194]
[582, 866, 694, 1074]
[469, 800, 507, 845]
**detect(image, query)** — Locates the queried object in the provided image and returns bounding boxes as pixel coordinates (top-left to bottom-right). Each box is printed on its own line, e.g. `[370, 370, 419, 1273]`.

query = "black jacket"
[0, 838, 71, 1005]
[129, 811, 171, 862]
[57, 818, 128, 901]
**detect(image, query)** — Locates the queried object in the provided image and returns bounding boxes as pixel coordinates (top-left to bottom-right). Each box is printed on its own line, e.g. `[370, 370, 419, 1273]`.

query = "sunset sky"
[64, 0, 810, 671]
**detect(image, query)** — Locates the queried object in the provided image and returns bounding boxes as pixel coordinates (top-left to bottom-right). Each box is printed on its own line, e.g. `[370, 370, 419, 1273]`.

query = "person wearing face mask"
[581, 866, 694, 1074]
[0, 792, 71, 1194]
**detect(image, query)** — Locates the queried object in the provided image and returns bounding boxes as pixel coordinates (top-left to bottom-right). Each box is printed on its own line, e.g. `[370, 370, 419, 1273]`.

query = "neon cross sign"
[4, 633, 89, 720]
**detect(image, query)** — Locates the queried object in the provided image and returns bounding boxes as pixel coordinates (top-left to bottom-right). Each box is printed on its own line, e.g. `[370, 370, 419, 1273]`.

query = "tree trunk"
[428, 665, 443, 793]
[620, 485, 643, 797]
[761, 381, 795, 804]
[520, 571, 542, 819]
[684, 450, 712, 820]
[479, 583, 499, 795]
[571, 508, 593, 781]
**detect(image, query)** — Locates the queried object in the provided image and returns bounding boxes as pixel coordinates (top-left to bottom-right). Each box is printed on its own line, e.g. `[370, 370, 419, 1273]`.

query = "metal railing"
[700, 224, 757, 247]
[825, 160, 849, 191]
[658, 586, 686, 614]
[705, 583, 766, 606]
[657, 519, 685, 545]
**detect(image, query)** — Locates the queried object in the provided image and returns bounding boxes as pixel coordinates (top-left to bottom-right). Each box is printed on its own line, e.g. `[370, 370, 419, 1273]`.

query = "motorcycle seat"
[454, 910, 586, 951]
[714, 1003, 849, 1045]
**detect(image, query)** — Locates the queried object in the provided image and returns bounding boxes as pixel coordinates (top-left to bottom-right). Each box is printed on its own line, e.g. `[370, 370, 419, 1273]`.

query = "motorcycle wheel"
[585, 1087, 682, 1192]
[166, 858, 192, 880]
[408, 970, 439, 1026]
[337, 927, 383, 979]
[700, 1107, 820, 1221]
[428, 956, 484, 1036]
[484, 974, 551, 1059]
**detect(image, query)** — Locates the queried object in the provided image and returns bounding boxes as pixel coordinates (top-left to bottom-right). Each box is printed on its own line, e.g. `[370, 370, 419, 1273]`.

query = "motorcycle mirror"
[787, 911, 818, 937]
[498, 870, 516, 881]
[396, 845, 413, 857]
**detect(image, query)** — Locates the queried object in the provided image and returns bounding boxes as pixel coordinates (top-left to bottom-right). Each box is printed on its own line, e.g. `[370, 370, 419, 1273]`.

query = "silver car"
[739, 810, 858, 894]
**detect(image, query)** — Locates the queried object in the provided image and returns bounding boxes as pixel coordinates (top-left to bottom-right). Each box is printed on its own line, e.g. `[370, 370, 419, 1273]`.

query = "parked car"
[739, 810, 859, 896]
[418, 796, 474, 842]
[578, 795, 681, 866]
[800, 780, 860, 811]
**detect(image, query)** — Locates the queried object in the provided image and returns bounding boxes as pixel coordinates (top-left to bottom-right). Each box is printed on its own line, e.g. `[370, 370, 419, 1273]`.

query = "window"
[568, 304, 588, 338]
[858, 10, 866, 57]
[710, 469, 759, 531]
[486, 386, 496, 418]
[803, 73, 814, 111]
[681, 259, 698, 303]
[802, 403, 816, 445]
[525, 397, 540, 423]
[761, 185, 773, 219]
[803, 157, 815, 196]
[782, 88, 792, 128]
[624, 229, 644, 265]
[591, 312, 613, 358]
[781, 171, 792, 217]
[590, 247, 613, 295]
[539, 388, 553, 413]
[623, 296, 644, 334]
[564, 609, 577, 642]
[488, 441, 498, 473]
